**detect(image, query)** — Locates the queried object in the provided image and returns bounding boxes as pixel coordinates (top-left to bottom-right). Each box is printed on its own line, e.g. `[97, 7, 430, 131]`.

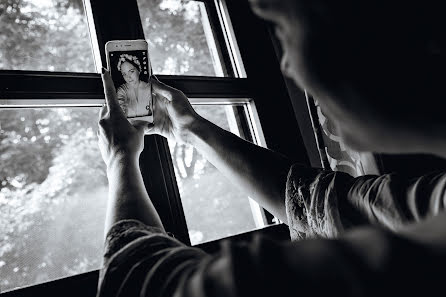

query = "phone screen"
[107, 49, 153, 121]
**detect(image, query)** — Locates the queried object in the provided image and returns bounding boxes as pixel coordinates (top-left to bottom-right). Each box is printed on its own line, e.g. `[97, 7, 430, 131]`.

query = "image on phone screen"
[108, 49, 153, 121]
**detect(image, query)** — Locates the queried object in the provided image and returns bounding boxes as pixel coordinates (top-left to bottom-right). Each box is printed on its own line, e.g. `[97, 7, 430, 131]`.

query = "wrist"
[106, 152, 139, 174]
[182, 115, 210, 146]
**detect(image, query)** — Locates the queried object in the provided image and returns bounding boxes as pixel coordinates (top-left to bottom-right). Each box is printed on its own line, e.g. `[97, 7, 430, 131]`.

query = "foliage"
[0, 0, 94, 72]
[0, 108, 107, 290]
[0, 0, 252, 292]
[138, 0, 222, 76]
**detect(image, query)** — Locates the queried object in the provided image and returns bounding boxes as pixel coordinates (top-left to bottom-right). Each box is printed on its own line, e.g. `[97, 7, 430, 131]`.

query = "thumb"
[101, 68, 124, 116]
[150, 76, 178, 102]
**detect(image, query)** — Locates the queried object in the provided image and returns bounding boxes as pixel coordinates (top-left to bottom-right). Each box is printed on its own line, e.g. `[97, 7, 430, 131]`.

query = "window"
[0, 108, 107, 291]
[0, 0, 310, 293]
[171, 100, 270, 245]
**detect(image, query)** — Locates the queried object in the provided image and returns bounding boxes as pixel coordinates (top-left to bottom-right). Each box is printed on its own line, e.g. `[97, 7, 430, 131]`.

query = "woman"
[96, 0, 446, 296]
[116, 54, 152, 118]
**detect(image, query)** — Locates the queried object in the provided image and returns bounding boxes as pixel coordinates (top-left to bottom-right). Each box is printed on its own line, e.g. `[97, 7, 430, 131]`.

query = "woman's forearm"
[184, 116, 293, 222]
[104, 155, 164, 237]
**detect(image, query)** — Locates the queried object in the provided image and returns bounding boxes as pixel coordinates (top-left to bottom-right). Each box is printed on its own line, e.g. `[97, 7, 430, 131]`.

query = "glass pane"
[0, 0, 95, 72]
[137, 0, 227, 76]
[0, 108, 106, 292]
[169, 104, 267, 245]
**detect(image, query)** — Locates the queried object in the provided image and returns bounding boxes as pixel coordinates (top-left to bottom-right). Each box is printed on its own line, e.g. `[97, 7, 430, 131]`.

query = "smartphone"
[105, 40, 153, 123]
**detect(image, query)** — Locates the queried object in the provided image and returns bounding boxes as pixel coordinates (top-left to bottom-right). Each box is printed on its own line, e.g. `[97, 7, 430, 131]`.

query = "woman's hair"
[117, 54, 142, 72]
[288, 0, 445, 124]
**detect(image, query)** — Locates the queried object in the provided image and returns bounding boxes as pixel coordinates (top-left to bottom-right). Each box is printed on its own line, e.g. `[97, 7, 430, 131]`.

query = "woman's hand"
[98, 69, 145, 169]
[147, 77, 203, 144]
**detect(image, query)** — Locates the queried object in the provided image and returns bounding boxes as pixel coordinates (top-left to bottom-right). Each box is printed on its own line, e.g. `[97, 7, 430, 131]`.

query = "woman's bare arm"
[148, 78, 293, 222]
[99, 70, 164, 237]
[187, 116, 292, 222]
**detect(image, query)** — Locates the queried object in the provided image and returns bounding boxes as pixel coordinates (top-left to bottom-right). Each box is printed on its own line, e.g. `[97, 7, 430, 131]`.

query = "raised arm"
[148, 78, 293, 222]
[98, 69, 164, 236]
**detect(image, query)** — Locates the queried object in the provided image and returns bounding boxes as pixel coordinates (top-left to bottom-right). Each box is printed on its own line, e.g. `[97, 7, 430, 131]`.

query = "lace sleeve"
[285, 164, 355, 240]
[102, 219, 165, 265]
[97, 219, 207, 297]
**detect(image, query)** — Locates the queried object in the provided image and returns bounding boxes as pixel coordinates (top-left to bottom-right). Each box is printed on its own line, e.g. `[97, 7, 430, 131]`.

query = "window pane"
[169, 103, 269, 245]
[0, 0, 95, 72]
[0, 108, 106, 292]
[137, 0, 227, 76]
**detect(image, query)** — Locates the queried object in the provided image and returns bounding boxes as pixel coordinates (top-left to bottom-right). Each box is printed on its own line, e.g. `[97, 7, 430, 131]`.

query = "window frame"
[0, 0, 314, 293]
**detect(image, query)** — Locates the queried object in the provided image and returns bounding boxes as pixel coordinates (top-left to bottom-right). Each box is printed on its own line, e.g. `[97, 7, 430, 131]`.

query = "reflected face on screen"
[120, 61, 140, 85]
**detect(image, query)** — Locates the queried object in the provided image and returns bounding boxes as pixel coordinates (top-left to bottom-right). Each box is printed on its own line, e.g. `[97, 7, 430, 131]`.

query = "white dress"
[116, 81, 152, 118]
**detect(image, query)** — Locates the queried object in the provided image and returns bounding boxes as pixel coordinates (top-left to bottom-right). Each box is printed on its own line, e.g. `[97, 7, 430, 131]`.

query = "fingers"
[99, 104, 108, 120]
[151, 91, 169, 113]
[129, 118, 156, 135]
[98, 104, 108, 138]
[143, 122, 156, 135]
[129, 119, 148, 127]
[101, 68, 123, 114]
[130, 121, 145, 133]
[150, 76, 178, 102]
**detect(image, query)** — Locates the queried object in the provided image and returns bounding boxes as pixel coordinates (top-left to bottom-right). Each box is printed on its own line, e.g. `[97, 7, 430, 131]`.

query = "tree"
[138, 0, 220, 76]
[0, 0, 94, 72]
